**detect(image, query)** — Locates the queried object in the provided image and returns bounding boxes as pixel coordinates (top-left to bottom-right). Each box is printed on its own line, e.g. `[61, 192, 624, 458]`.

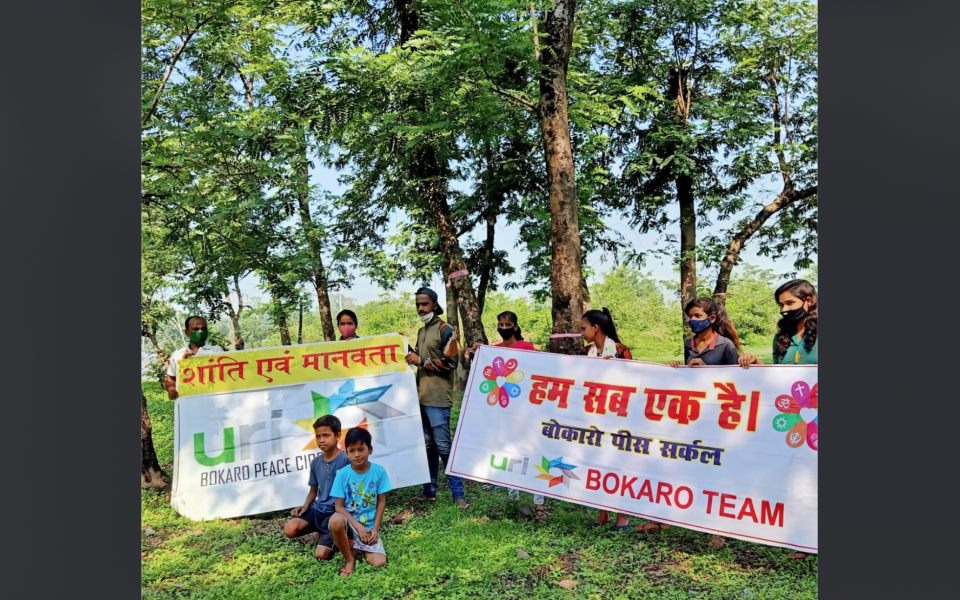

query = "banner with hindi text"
[171, 334, 430, 521]
[447, 346, 817, 552]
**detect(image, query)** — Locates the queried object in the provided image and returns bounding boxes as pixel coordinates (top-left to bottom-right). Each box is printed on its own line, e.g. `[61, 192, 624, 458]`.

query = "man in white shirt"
[164, 315, 220, 400]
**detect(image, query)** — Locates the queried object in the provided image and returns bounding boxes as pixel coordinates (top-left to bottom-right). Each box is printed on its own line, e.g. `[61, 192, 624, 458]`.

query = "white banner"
[171, 336, 430, 521]
[448, 346, 817, 552]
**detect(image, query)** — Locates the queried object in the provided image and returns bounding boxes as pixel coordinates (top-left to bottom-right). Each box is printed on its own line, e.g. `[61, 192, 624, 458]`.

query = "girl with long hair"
[772, 279, 818, 560]
[581, 308, 633, 531]
[581, 308, 632, 360]
[772, 279, 818, 365]
[668, 298, 761, 369]
[655, 298, 760, 546]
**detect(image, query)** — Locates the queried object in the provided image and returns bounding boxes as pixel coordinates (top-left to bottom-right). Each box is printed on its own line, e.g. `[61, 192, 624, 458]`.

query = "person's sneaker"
[455, 498, 470, 509]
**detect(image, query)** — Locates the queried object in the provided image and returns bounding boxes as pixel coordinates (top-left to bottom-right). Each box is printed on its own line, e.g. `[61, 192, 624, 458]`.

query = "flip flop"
[612, 524, 630, 532]
[587, 522, 608, 530]
[534, 508, 548, 521]
[637, 521, 670, 532]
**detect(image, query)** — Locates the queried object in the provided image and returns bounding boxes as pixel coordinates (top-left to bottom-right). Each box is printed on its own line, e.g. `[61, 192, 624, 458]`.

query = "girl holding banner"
[465, 311, 547, 519]
[580, 308, 634, 531]
[772, 279, 818, 559]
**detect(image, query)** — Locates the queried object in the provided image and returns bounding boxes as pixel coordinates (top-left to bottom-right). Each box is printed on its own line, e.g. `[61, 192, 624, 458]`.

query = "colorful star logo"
[534, 456, 580, 488]
[293, 379, 391, 450]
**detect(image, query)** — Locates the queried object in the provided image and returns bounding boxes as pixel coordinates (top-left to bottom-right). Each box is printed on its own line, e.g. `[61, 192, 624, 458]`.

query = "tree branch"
[232, 60, 255, 107]
[142, 15, 215, 128]
[529, 4, 541, 61]
[464, 76, 539, 113]
[764, 74, 791, 183]
[713, 183, 817, 297]
[234, 274, 244, 316]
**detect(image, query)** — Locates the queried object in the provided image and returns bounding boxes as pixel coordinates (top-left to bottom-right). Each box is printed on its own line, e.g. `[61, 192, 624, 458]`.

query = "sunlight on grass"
[142, 384, 815, 599]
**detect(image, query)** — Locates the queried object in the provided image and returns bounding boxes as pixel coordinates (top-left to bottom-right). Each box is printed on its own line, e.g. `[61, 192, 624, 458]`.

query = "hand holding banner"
[447, 346, 818, 552]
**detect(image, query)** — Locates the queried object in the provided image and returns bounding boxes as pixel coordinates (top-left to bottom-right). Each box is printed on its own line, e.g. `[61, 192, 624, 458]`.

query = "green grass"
[142, 382, 816, 599]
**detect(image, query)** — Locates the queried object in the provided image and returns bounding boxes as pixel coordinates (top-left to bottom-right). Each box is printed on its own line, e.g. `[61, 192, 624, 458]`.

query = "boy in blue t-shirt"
[282, 415, 351, 560]
[330, 427, 392, 577]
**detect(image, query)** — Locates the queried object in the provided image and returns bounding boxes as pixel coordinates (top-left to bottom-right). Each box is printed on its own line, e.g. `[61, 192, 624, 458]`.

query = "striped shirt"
[773, 334, 818, 365]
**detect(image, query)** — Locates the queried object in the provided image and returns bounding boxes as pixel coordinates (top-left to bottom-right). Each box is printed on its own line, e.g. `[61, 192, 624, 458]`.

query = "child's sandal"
[534, 508, 548, 521]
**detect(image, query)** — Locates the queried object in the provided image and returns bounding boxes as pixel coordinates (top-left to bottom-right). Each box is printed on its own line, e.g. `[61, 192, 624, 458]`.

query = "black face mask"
[497, 327, 516, 341]
[778, 307, 807, 332]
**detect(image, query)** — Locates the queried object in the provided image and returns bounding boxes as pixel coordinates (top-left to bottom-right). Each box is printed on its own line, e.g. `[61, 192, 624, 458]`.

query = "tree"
[708, 0, 818, 302]
[598, 0, 725, 330]
[142, 388, 172, 491]
[538, 0, 587, 355]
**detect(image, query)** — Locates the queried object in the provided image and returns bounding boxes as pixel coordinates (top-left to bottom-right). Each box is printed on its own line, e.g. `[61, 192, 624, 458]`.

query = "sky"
[231, 160, 815, 310]
[157, 25, 816, 312]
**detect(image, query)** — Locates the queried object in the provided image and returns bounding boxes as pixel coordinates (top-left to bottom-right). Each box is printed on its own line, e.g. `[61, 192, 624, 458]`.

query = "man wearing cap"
[405, 287, 469, 508]
[164, 315, 220, 400]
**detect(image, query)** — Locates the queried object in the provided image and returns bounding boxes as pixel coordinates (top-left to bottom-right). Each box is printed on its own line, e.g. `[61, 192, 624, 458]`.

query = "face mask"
[779, 307, 807, 332]
[497, 327, 516, 340]
[418, 311, 434, 324]
[339, 324, 357, 339]
[688, 317, 713, 334]
[189, 331, 208, 347]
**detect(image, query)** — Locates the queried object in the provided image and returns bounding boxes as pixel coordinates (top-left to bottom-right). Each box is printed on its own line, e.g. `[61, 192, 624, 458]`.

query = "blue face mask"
[688, 317, 713, 334]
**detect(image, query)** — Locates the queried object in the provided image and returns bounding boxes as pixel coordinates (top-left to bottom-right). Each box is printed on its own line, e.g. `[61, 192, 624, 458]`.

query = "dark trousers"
[420, 405, 465, 499]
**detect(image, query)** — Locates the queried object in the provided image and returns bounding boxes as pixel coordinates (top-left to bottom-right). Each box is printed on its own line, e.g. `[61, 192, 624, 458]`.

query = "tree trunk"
[476, 207, 497, 316]
[443, 263, 460, 334]
[581, 272, 593, 312]
[296, 160, 337, 341]
[142, 389, 171, 491]
[146, 330, 169, 371]
[678, 174, 697, 327]
[226, 274, 245, 350]
[441, 261, 464, 391]
[397, 0, 487, 349]
[278, 315, 292, 345]
[422, 164, 488, 348]
[540, 0, 583, 356]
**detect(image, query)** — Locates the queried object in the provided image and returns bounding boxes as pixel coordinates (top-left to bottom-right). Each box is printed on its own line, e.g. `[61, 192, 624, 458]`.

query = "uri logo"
[479, 356, 524, 408]
[534, 456, 580, 488]
[771, 381, 818, 451]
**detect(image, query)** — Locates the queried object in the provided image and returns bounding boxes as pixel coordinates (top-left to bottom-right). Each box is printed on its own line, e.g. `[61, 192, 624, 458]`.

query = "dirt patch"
[730, 547, 772, 571]
[250, 520, 284, 537]
[532, 552, 583, 579]
[643, 560, 689, 578]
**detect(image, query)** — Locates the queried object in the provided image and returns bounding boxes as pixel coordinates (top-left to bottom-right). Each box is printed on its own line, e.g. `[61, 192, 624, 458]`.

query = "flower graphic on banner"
[771, 381, 818, 451]
[534, 456, 580, 488]
[478, 355, 524, 408]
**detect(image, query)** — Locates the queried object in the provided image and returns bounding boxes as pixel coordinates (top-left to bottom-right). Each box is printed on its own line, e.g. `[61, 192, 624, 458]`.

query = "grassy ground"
[142, 381, 815, 599]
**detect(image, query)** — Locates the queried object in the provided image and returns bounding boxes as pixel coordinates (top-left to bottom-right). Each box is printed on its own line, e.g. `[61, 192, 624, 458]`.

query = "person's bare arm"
[291, 487, 318, 517]
[335, 497, 370, 543]
[369, 493, 387, 543]
[164, 375, 179, 400]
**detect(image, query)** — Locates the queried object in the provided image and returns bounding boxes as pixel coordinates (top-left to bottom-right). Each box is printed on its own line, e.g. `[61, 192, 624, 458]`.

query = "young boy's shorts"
[347, 522, 386, 556]
[298, 506, 337, 549]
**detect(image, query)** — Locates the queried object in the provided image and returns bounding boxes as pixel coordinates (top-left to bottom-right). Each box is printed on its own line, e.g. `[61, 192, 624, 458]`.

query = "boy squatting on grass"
[283, 415, 351, 560]
[330, 427, 392, 577]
